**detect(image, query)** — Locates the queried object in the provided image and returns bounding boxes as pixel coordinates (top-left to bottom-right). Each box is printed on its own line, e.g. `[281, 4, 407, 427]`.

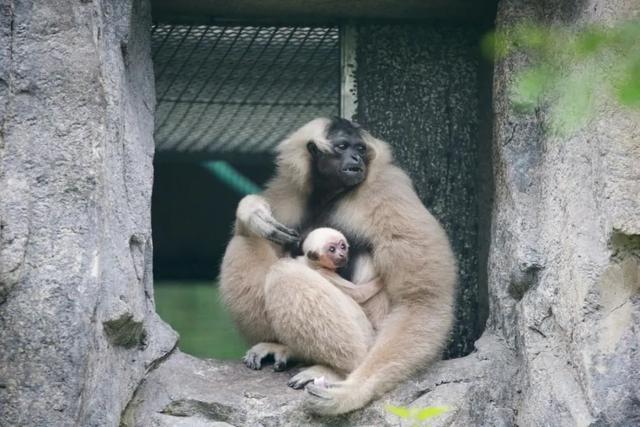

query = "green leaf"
[481, 31, 510, 61]
[415, 406, 451, 421]
[513, 24, 551, 52]
[549, 67, 596, 135]
[386, 404, 411, 419]
[616, 58, 640, 107]
[574, 27, 607, 57]
[511, 66, 552, 111]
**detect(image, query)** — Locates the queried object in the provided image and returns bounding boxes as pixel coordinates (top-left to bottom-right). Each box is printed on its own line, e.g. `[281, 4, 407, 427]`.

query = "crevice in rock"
[119, 340, 179, 427]
[128, 233, 145, 281]
[0, 0, 15, 138]
[144, 336, 178, 374]
[160, 399, 246, 424]
[508, 262, 543, 301]
[609, 231, 640, 264]
[0, 1, 16, 304]
[103, 313, 146, 348]
[120, 341, 178, 427]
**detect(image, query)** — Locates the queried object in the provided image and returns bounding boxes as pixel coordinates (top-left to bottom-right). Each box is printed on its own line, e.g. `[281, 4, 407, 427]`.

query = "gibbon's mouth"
[334, 257, 348, 268]
[343, 166, 363, 174]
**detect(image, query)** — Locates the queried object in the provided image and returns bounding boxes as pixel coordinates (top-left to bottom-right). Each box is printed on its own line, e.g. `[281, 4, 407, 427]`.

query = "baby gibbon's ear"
[306, 250, 320, 261]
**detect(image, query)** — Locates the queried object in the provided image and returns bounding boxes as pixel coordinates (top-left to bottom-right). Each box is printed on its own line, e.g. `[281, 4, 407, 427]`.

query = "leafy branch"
[482, 20, 640, 135]
[386, 404, 451, 426]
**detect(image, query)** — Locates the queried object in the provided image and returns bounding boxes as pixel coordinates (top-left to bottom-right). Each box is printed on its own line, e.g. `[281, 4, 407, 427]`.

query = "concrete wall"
[356, 23, 492, 357]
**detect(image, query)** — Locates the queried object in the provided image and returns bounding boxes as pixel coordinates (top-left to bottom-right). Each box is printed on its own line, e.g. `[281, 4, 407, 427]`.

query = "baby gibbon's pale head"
[302, 228, 349, 270]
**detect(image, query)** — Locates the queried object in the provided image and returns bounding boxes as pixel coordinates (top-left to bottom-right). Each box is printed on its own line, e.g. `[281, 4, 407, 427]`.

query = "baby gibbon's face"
[318, 237, 348, 270]
[303, 228, 350, 270]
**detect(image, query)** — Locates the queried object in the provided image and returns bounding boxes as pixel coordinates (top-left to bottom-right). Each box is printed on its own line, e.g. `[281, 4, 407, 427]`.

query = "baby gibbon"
[298, 227, 389, 329]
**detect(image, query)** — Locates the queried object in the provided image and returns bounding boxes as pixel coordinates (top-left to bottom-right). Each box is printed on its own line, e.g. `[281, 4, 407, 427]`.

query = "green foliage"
[482, 20, 640, 135]
[155, 282, 247, 359]
[386, 404, 451, 426]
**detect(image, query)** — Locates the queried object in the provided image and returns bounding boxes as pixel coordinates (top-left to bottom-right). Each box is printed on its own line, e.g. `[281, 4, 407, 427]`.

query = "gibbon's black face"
[307, 118, 369, 190]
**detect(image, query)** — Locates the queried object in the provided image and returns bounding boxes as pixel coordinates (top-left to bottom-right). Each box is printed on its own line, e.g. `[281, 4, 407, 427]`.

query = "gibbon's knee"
[219, 235, 280, 344]
[264, 259, 373, 373]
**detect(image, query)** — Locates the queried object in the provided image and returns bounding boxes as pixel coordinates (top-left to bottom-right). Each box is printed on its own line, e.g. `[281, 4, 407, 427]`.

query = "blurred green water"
[154, 281, 248, 359]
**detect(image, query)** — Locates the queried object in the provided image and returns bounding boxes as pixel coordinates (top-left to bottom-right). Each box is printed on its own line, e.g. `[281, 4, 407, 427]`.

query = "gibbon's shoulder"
[365, 161, 416, 200]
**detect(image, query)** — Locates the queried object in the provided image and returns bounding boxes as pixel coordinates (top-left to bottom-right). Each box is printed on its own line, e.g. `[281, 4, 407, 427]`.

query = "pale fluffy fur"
[219, 117, 457, 415]
[299, 227, 389, 330]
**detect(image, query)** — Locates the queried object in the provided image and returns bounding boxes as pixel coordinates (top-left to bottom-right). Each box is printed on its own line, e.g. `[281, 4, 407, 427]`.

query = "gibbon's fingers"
[254, 211, 299, 245]
[269, 217, 300, 238]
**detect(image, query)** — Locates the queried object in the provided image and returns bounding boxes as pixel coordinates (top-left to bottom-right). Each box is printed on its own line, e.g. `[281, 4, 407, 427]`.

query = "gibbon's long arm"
[235, 194, 299, 246]
[322, 272, 383, 304]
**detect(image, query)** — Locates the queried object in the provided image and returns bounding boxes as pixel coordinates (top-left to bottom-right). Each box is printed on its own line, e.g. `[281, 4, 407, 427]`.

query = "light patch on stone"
[597, 256, 639, 354]
[91, 250, 100, 278]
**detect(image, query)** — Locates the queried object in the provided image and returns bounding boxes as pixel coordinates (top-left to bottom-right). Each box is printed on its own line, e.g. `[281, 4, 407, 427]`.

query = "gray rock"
[0, 1, 176, 426]
[1, 0, 638, 426]
[488, 0, 640, 425]
[123, 334, 517, 427]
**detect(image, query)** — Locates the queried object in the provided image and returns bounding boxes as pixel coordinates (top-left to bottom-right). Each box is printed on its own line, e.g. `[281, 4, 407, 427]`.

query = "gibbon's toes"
[273, 360, 287, 372]
[287, 372, 315, 390]
[303, 386, 339, 415]
[242, 352, 262, 370]
[304, 382, 366, 415]
[272, 348, 290, 372]
[305, 384, 333, 400]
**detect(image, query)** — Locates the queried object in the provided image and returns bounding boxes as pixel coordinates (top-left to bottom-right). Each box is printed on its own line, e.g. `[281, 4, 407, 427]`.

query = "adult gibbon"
[219, 117, 457, 415]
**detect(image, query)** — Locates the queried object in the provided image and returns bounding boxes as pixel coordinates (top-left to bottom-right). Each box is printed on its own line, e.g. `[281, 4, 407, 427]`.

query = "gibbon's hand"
[256, 210, 300, 246]
[237, 195, 300, 246]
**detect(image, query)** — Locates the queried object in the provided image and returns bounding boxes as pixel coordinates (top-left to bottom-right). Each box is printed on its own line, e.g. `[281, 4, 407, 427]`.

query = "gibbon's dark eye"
[340, 243, 346, 250]
[329, 246, 336, 253]
[335, 143, 347, 151]
[356, 144, 366, 153]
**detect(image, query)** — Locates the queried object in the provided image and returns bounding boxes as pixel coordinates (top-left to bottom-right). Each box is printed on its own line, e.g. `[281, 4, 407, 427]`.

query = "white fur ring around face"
[313, 376, 328, 388]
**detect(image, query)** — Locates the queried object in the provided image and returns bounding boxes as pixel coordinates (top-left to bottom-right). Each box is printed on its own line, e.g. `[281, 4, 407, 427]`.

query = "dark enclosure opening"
[150, 23, 341, 358]
[149, 6, 494, 361]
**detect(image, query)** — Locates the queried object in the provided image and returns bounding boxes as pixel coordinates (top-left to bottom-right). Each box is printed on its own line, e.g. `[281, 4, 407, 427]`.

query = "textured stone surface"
[356, 23, 492, 358]
[0, 1, 177, 426]
[2, 0, 639, 426]
[488, 0, 640, 425]
[123, 334, 517, 427]
[128, 2, 639, 425]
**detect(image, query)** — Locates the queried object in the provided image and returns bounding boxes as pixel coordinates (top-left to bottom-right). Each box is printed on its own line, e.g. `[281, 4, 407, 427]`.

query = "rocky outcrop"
[2, 0, 638, 426]
[0, 1, 176, 426]
[127, 0, 639, 425]
[488, 0, 640, 425]
[122, 334, 518, 427]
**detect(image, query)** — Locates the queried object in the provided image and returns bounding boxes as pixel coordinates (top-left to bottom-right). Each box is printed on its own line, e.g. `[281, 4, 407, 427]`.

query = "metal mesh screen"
[152, 24, 340, 156]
